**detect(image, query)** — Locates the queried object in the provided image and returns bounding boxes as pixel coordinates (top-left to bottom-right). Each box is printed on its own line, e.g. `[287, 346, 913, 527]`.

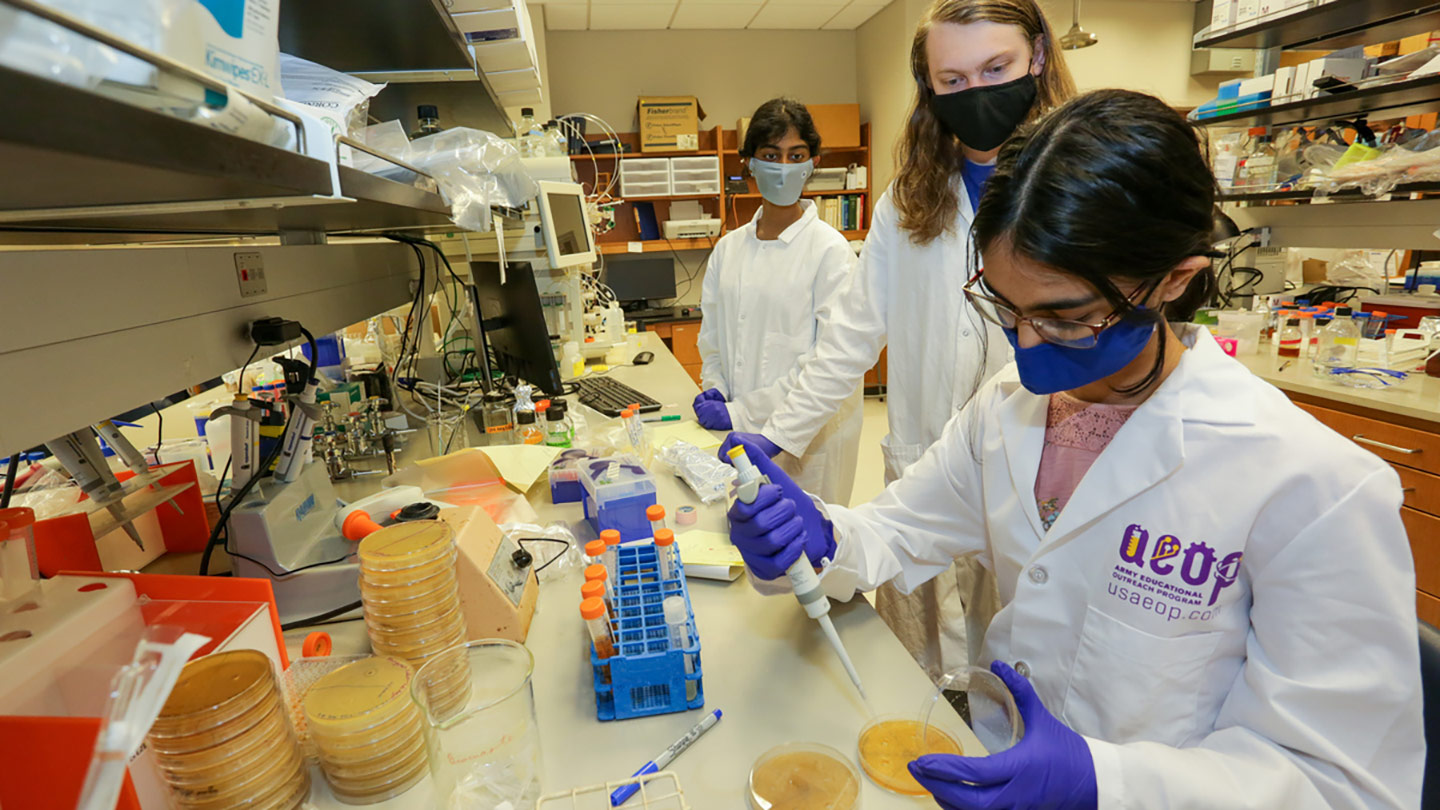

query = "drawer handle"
[1352, 435, 1422, 455]
[1403, 487, 1417, 494]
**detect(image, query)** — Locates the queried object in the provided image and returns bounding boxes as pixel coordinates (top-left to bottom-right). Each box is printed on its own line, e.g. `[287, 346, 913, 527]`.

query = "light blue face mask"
[750, 159, 813, 206]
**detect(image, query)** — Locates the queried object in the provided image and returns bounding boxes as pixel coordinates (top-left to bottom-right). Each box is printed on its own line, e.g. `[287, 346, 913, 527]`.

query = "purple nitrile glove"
[908, 661, 1098, 810]
[725, 436, 835, 581]
[693, 390, 732, 431]
[717, 431, 781, 464]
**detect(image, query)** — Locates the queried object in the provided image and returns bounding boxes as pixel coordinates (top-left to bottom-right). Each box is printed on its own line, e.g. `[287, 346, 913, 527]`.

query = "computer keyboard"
[574, 376, 663, 417]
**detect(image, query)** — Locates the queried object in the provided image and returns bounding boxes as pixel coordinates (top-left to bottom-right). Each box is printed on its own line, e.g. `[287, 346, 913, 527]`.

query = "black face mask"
[930, 73, 1038, 152]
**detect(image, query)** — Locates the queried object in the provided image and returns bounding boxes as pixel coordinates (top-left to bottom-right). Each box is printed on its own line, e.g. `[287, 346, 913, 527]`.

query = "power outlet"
[235, 251, 267, 298]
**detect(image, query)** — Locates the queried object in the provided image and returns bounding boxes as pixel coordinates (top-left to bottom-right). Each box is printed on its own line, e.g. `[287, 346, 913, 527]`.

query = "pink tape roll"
[676, 505, 698, 526]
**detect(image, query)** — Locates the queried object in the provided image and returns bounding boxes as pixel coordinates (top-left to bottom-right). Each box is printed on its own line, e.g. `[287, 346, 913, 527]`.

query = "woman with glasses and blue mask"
[692, 98, 862, 504]
[717, 0, 1078, 687]
[726, 90, 1422, 810]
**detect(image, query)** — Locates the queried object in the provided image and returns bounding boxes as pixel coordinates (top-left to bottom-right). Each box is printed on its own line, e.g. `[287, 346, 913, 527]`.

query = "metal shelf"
[280, 0, 472, 74]
[1220, 181, 1440, 203]
[1194, 73, 1440, 127]
[1196, 0, 1440, 51]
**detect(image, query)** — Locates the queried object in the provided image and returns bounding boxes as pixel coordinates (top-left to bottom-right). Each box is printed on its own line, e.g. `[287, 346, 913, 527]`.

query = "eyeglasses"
[962, 271, 1154, 349]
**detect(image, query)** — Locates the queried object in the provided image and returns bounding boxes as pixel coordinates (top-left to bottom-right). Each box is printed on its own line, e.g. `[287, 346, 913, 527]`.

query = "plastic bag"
[656, 440, 735, 505]
[1327, 249, 1383, 288]
[11, 466, 83, 520]
[500, 521, 581, 582]
[405, 128, 538, 231]
[279, 53, 385, 140]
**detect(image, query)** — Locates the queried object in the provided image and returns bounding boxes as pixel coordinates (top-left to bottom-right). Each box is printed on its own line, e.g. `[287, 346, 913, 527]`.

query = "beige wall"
[545, 29, 859, 133]
[855, 0, 1225, 193]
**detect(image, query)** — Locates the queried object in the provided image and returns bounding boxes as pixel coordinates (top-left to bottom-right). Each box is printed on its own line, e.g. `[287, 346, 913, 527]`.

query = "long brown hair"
[892, 0, 1076, 245]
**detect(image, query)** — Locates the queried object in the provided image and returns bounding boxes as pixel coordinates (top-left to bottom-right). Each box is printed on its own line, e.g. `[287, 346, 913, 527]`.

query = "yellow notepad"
[676, 529, 746, 568]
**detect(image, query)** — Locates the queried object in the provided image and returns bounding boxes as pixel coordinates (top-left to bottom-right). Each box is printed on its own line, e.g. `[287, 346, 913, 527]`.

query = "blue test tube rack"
[589, 542, 704, 721]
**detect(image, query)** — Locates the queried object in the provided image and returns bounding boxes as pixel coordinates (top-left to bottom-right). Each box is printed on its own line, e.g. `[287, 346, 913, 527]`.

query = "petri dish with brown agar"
[857, 715, 962, 795]
[147, 650, 308, 810]
[749, 742, 860, 810]
[302, 656, 428, 805]
[358, 520, 469, 673]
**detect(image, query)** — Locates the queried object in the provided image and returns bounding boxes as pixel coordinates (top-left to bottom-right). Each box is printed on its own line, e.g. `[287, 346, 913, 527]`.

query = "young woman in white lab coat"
[723, 0, 1078, 683]
[692, 98, 862, 504]
[727, 90, 1423, 809]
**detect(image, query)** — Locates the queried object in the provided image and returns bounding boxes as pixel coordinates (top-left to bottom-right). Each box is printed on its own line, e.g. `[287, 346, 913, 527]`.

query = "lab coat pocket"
[880, 435, 924, 485]
[1062, 605, 1222, 747]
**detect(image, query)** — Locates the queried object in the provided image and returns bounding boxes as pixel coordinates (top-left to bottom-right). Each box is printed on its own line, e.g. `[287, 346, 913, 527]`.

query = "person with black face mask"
[717, 0, 1076, 688]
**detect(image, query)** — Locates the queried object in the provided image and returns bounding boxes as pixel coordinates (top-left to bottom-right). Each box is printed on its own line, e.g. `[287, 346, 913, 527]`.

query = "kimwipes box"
[637, 95, 706, 152]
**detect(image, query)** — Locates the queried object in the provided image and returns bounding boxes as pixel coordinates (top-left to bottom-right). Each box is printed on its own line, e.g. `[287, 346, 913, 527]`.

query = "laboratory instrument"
[470, 261, 566, 396]
[573, 376, 663, 417]
[44, 428, 150, 549]
[747, 742, 860, 810]
[1314, 305, 1361, 376]
[412, 104, 443, 138]
[601, 529, 621, 579]
[303, 655, 429, 803]
[581, 579, 610, 617]
[857, 715, 962, 795]
[412, 639, 543, 810]
[610, 709, 722, 806]
[727, 446, 866, 701]
[147, 649, 309, 810]
[647, 504, 667, 533]
[584, 596, 616, 669]
[581, 458, 659, 541]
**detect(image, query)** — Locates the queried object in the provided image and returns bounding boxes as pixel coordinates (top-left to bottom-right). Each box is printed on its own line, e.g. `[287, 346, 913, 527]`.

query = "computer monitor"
[468, 261, 564, 396]
[602, 257, 677, 305]
[536, 180, 597, 269]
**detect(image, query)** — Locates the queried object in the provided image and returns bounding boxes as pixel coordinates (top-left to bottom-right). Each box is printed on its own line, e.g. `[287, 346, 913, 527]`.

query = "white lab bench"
[287, 332, 973, 807]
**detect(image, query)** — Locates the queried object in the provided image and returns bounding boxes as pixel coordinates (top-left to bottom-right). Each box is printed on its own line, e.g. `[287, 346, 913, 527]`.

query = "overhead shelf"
[279, 0, 473, 74]
[1193, 73, 1440, 127]
[0, 65, 457, 240]
[1220, 181, 1440, 203]
[1195, 0, 1440, 51]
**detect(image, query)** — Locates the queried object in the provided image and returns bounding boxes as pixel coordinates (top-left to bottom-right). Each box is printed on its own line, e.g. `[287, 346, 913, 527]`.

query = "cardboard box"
[637, 96, 706, 152]
[737, 117, 751, 150]
[1211, 0, 1237, 29]
[808, 103, 862, 149]
[1399, 32, 1434, 55]
[1236, 0, 1260, 24]
[1303, 259, 1328, 284]
[1273, 65, 1295, 101]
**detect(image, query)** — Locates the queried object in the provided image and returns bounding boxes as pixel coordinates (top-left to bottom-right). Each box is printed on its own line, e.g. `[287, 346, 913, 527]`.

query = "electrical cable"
[280, 600, 364, 632]
[518, 537, 571, 572]
[1, 453, 18, 510]
[151, 403, 164, 465]
[199, 327, 318, 576]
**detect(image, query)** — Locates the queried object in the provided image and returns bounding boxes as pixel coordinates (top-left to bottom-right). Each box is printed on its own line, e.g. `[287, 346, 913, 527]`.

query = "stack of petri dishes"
[147, 649, 309, 810]
[303, 656, 429, 804]
[358, 521, 470, 717]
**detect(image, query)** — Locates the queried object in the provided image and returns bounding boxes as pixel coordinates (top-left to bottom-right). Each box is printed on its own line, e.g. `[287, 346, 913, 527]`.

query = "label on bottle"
[1335, 337, 1358, 346]
[485, 423, 513, 434]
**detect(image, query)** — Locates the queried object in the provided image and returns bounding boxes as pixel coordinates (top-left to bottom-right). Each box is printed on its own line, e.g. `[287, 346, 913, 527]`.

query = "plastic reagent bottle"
[1277, 317, 1303, 358]
[726, 446, 866, 699]
[664, 594, 697, 702]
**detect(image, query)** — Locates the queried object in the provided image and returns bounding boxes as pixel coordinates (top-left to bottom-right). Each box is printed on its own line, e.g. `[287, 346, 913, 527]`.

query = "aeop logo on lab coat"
[1108, 523, 1244, 621]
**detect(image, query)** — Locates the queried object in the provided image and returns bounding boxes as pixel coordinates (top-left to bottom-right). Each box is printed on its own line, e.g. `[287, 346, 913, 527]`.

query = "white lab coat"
[814, 326, 1423, 809]
[696, 200, 863, 504]
[760, 180, 1010, 680]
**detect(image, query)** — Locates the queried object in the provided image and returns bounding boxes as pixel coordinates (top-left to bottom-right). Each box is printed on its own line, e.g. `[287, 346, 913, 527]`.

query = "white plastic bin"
[621, 158, 672, 197]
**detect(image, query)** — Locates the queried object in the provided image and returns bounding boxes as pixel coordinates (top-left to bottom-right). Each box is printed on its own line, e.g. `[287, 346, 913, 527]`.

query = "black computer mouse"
[633, 351, 655, 365]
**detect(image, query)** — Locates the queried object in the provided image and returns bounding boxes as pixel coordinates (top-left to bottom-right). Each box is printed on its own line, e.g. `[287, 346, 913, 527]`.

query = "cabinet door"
[1293, 402, 1440, 476]
[1395, 464, 1440, 517]
[671, 321, 702, 366]
[1402, 507, 1440, 598]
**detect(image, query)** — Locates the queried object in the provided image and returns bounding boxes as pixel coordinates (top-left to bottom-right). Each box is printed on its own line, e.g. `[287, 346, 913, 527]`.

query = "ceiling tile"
[589, 2, 675, 27]
[760, 0, 849, 6]
[670, 3, 760, 27]
[747, 3, 835, 27]
[543, 3, 588, 27]
[821, 2, 886, 28]
[591, 0, 671, 6]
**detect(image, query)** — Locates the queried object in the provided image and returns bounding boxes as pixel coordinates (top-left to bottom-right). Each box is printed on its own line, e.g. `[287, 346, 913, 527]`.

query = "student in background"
[693, 98, 861, 504]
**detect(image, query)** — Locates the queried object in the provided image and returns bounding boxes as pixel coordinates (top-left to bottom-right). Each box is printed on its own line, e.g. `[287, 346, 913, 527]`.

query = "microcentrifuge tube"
[654, 529, 678, 581]
[664, 595, 696, 702]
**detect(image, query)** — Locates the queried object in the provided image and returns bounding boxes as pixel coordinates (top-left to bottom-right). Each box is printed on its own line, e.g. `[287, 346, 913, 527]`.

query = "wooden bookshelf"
[569, 122, 872, 254]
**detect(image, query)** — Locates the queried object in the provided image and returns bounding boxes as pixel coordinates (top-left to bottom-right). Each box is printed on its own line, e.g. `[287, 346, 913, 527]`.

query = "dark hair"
[741, 98, 821, 158]
[972, 88, 1218, 394]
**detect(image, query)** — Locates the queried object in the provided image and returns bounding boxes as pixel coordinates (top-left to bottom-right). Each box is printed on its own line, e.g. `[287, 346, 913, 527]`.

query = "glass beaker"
[412, 639, 542, 810]
[919, 666, 1022, 757]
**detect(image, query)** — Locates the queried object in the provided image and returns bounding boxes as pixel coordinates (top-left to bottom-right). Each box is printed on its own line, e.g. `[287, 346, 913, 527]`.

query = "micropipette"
[727, 446, 866, 700]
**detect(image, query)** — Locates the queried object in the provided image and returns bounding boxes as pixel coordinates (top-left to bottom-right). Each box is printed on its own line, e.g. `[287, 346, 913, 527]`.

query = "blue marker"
[610, 709, 723, 806]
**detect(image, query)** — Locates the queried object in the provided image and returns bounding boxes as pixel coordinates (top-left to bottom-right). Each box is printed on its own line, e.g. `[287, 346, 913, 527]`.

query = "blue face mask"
[750, 158, 813, 206]
[1002, 316, 1157, 395]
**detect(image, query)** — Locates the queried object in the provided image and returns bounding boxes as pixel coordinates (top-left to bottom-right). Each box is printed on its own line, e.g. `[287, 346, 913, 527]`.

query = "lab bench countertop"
[286, 332, 974, 807]
[1236, 349, 1440, 428]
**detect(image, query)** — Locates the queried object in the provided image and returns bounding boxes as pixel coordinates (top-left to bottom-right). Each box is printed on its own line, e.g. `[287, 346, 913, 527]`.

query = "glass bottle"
[516, 409, 544, 445]
[411, 105, 443, 139]
[1277, 317, 1302, 358]
[514, 107, 543, 158]
[544, 399, 573, 448]
[480, 391, 515, 446]
[1314, 306, 1361, 376]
